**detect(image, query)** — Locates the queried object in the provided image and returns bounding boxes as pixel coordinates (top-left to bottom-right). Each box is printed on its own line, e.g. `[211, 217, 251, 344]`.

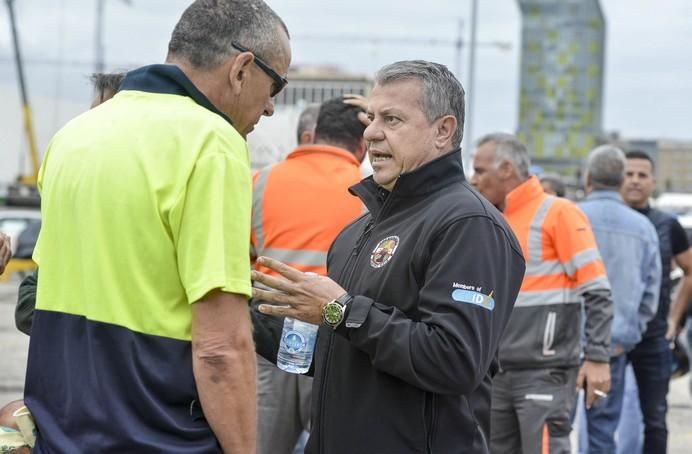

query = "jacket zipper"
[426, 393, 437, 453]
[319, 218, 375, 453]
[465, 397, 488, 451]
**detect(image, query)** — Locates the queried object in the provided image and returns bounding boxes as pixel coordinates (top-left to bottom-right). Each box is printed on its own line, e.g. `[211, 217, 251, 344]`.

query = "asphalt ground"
[1, 278, 691, 451]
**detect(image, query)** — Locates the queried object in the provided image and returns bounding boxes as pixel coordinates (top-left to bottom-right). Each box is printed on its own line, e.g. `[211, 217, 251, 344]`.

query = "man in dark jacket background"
[252, 60, 525, 453]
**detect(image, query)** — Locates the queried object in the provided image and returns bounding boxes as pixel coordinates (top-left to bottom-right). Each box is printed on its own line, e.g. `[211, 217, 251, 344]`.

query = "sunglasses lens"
[271, 81, 286, 98]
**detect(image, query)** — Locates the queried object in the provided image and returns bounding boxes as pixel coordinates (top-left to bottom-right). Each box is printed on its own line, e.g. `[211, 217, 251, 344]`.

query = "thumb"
[665, 324, 677, 341]
[357, 112, 371, 127]
[575, 367, 585, 391]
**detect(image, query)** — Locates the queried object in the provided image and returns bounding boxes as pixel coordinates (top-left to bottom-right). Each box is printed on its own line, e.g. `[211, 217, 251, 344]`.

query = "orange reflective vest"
[499, 176, 612, 369]
[251, 145, 364, 277]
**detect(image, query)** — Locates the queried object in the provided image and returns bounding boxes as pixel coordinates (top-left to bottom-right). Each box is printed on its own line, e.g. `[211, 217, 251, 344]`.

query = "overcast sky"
[1, 0, 691, 183]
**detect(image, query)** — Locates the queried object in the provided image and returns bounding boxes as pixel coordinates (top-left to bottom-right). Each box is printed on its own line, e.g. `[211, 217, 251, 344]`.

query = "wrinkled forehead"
[367, 79, 424, 115]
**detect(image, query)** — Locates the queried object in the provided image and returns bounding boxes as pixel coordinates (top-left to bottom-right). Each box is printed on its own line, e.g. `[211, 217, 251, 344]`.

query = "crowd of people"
[0, 0, 691, 453]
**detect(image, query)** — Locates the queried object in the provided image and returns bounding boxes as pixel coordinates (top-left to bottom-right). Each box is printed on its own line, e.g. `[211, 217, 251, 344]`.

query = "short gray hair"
[586, 145, 626, 189]
[374, 60, 465, 149]
[296, 104, 320, 143]
[167, 0, 289, 70]
[476, 133, 531, 179]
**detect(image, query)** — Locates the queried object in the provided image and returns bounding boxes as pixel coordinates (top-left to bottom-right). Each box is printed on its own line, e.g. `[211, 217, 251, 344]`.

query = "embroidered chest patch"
[370, 236, 400, 268]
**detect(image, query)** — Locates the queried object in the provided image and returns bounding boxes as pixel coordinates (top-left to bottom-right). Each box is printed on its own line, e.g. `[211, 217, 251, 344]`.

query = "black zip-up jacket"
[254, 150, 525, 453]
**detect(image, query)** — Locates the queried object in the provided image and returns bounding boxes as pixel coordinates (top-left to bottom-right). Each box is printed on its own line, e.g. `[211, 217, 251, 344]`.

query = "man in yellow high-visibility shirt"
[23, 1, 291, 452]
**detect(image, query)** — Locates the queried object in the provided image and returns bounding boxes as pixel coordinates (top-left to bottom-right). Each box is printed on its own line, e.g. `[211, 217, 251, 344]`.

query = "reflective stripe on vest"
[252, 167, 330, 271]
[525, 247, 602, 278]
[252, 166, 272, 255]
[514, 289, 580, 307]
[526, 197, 555, 267]
[576, 276, 611, 293]
[262, 248, 328, 268]
[519, 196, 574, 306]
[563, 248, 601, 278]
[520, 195, 608, 307]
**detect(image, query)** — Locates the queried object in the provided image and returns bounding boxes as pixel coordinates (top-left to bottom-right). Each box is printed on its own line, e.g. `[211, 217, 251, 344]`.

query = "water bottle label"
[283, 330, 307, 353]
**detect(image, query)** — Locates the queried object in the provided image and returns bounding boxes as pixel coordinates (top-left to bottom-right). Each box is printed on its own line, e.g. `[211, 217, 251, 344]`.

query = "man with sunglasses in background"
[23, 1, 290, 452]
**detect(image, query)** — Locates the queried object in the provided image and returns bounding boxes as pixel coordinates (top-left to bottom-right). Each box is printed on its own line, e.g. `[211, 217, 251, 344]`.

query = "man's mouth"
[370, 150, 393, 163]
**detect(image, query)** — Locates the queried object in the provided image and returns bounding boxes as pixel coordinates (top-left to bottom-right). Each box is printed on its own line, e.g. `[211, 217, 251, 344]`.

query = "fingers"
[256, 256, 304, 282]
[252, 287, 290, 305]
[593, 389, 608, 399]
[343, 94, 367, 109]
[602, 377, 611, 394]
[343, 95, 371, 127]
[251, 270, 292, 293]
[257, 303, 293, 318]
[584, 383, 609, 409]
[575, 367, 585, 392]
[585, 386, 597, 409]
[665, 324, 679, 341]
[356, 112, 372, 127]
[584, 375, 610, 409]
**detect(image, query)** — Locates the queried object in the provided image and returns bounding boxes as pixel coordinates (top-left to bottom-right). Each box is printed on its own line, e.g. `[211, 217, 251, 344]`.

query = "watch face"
[324, 302, 343, 325]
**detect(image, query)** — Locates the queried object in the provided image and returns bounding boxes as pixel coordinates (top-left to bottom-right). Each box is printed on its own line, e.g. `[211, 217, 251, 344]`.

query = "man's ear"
[299, 129, 315, 145]
[434, 115, 457, 150]
[584, 171, 593, 193]
[498, 159, 514, 179]
[228, 52, 255, 95]
[354, 138, 367, 163]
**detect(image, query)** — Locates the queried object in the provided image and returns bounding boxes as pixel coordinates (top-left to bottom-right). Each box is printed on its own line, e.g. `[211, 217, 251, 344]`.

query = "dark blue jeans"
[626, 335, 671, 453]
[583, 354, 627, 453]
[615, 365, 643, 454]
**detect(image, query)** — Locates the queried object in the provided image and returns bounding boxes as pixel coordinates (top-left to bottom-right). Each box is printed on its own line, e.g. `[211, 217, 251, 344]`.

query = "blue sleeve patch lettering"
[451, 289, 495, 311]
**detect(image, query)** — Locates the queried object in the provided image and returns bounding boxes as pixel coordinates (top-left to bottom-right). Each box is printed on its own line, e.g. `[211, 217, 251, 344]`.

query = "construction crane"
[5, 0, 40, 207]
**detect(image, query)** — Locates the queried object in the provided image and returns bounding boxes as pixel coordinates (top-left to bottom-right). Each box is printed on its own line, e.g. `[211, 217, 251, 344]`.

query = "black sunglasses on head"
[232, 41, 288, 97]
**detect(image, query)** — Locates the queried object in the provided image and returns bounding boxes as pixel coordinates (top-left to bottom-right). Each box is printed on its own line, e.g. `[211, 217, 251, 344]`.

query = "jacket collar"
[504, 175, 550, 214]
[504, 176, 545, 216]
[584, 190, 625, 204]
[349, 148, 465, 217]
[119, 64, 233, 126]
[633, 205, 652, 216]
[286, 145, 361, 167]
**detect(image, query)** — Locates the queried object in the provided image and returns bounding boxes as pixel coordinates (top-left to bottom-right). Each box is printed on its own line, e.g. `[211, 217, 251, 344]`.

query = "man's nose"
[264, 99, 275, 117]
[363, 121, 382, 142]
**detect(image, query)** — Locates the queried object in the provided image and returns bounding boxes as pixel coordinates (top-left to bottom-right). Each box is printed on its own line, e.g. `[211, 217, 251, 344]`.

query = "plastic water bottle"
[277, 317, 319, 374]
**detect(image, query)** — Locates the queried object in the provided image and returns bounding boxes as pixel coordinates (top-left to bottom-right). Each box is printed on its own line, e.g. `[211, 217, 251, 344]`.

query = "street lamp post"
[463, 0, 479, 170]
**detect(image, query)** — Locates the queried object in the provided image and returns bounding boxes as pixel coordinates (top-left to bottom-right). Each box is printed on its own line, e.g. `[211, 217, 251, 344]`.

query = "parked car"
[655, 193, 692, 216]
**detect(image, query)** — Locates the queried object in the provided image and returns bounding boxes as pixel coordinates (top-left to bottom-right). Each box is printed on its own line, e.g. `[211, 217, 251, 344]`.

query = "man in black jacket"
[252, 60, 526, 453]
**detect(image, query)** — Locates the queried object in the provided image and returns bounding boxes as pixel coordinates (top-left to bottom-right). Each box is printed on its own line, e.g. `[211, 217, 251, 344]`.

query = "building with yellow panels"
[517, 0, 605, 171]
